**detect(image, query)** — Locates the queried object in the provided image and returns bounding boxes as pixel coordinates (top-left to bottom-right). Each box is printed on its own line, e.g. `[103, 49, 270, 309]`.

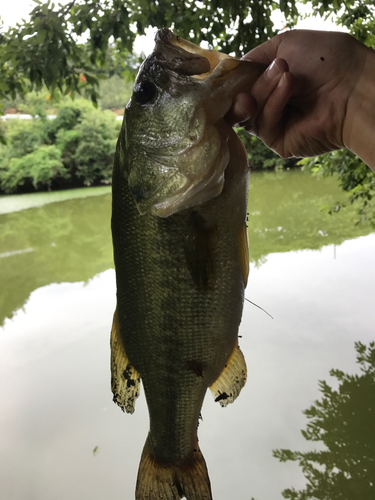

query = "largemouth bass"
[110, 29, 262, 500]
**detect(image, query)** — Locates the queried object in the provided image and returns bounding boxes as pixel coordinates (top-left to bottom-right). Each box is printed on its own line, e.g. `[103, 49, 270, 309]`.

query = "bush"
[0, 98, 121, 193]
[73, 110, 119, 185]
[98, 74, 133, 109]
[236, 129, 298, 171]
[0, 145, 68, 192]
[2, 118, 44, 158]
[300, 150, 375, 227]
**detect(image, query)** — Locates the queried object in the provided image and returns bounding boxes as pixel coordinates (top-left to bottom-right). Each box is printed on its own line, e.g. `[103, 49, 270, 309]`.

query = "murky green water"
[1, 170, 374, 500]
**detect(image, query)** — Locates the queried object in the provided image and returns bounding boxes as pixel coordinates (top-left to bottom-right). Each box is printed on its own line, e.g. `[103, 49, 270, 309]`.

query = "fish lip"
[151, 29, 211, 77]
[153, 29, 236, 80]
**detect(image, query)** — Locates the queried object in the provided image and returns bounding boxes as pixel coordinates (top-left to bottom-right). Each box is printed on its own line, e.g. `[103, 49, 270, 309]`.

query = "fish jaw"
[123, 29, 263, 217]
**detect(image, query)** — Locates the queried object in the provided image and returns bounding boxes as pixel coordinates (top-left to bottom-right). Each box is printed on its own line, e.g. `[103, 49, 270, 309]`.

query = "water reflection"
[0, 193, 113, 325]
[0, 170, 374, 500]
[273, 341, 375, 500]
[0, 170, 372, 326]
[247, 170, 372, 265]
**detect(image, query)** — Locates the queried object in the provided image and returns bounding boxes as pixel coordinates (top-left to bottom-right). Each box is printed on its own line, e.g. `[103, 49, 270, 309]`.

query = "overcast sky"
[1, 0, 344, 56]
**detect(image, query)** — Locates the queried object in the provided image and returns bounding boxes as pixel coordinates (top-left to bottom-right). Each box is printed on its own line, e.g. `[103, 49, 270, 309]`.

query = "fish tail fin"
[136, 436, 212, 500]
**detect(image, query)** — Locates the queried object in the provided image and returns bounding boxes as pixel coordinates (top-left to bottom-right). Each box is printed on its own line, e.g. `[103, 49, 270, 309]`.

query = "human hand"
[227, 30, 374, 163]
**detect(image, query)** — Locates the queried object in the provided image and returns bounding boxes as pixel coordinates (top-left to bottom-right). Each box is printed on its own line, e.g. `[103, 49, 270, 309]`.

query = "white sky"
[0, 0, 345, 56]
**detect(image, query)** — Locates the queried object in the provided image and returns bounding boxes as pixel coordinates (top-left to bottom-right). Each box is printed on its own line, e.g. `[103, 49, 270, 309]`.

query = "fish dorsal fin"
[184, 210, 217, 292]
[239, 221, 249, 287]
[110, 308, 141, 414]
[209, 342, 247, 407]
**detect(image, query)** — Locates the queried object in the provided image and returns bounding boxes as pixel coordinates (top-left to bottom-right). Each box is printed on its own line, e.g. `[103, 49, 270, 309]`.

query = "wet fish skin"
[110, 29, 261, 500]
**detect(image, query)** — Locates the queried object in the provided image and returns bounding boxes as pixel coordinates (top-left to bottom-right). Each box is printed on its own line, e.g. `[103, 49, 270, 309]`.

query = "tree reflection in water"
[274, 342, 375, 500]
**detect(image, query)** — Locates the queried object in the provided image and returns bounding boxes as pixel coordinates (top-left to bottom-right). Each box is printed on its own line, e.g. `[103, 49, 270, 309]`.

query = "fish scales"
[112, 155, 246, 461]
[110, 28, 263, 500]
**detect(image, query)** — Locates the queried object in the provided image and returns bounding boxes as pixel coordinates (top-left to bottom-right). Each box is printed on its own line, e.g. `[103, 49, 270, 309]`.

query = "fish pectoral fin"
[136, 436, 212, 500]
[209, 342, 247, 407]
[110, 308, 141, 414]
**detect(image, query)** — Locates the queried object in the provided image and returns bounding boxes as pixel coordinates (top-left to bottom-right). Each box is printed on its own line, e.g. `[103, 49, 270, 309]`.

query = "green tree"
[1, 1, 375, 216]
[237, 128, 298, 171]
[0, 0, 305, 107]
[300, 151, 375, 226]
[0, 99, 121, 193]
[98, 74, 133, 109]
[2, 0, 375, 102]
[0, 145, 67, 192]
[274, 341, 375, 500]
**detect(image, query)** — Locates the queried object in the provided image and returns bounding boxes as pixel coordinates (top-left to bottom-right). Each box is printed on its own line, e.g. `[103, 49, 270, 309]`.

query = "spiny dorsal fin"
[110, 308, 141, 414]
[209, 342, 247, 407]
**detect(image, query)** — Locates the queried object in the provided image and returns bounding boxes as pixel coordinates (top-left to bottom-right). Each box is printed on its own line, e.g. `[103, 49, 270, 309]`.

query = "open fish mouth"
[154, 28, 235, 79]
[126, 29, 263, 217]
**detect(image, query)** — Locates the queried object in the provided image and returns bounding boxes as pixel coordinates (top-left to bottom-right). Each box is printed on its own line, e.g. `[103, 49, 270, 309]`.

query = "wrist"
[343, 45, 375, 171]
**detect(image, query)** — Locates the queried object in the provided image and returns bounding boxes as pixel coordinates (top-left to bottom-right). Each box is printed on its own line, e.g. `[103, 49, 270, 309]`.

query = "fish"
[110, 28, 262, 500]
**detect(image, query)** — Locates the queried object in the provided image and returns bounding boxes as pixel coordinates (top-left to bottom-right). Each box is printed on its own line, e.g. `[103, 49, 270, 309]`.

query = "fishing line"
[244, 297, 274, 320]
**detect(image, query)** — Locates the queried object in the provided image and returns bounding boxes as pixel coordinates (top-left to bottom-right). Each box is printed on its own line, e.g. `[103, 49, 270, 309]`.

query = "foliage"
[237, 129, 298, 170]
[304, 0, 375, 47]
[296, 0, 375, 225]
[65, 110, 119, 185]
[300, 151, 375, 226]
[0, 145, 67, 192]
[1, 0, 375, 210]
[0, 100, 121, 193]
[1, 73, 133, 115]
[0, 0, 299, 110]
[274, 341, 375, 500]
[1, 118, 45, 158]
[5, 0, 374, 107]
[98, 74, 133, 109]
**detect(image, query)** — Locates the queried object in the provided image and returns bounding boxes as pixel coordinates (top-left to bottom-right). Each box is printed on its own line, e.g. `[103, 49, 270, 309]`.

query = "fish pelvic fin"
[209, 342, 247, 407]
[110, 308, 141, 414]
[136, 436, 212, 500]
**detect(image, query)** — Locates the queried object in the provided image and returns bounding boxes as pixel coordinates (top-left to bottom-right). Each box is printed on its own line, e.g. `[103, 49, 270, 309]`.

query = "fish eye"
[133, 80, 157, 105]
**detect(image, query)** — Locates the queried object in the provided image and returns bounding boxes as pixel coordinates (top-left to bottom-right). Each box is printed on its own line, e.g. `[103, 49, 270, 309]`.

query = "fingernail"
[277, 73, 287, 87]
[265, 59, 281, 80]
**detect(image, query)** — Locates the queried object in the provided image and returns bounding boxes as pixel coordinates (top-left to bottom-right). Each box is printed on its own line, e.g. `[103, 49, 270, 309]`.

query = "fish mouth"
[154, 28, 234, 80]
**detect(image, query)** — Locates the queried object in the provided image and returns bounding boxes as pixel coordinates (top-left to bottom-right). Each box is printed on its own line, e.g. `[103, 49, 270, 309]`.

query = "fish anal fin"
[184, 210, 217, 292]
[136, 436, 212, 500]
[239, 221, 249, 287]
[209, 343, 247, 407]
[110, 308, 141, 414]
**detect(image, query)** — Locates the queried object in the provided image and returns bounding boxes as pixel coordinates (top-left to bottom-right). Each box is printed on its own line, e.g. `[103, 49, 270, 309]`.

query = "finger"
[225, 93, 257, 127]
[255, 72, 297, 156]
[238, 58, 289, 132]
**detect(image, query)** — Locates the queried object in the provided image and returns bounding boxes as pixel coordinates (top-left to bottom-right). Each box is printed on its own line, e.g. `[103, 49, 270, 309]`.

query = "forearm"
[343, 46, 375, 172]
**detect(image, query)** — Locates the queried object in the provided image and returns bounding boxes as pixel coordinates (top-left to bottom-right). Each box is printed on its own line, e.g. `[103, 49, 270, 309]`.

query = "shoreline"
[0, 185, 111, 215]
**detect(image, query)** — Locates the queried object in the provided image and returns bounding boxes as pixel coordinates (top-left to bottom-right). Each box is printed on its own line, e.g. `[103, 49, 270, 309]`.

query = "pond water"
[0, 169, 374, 500]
